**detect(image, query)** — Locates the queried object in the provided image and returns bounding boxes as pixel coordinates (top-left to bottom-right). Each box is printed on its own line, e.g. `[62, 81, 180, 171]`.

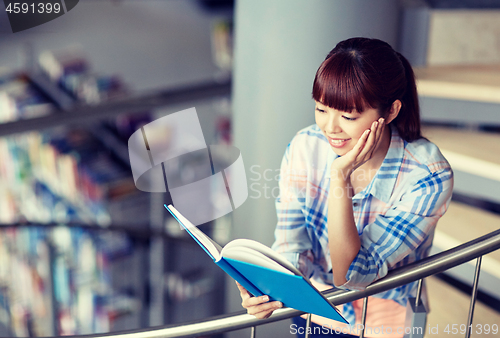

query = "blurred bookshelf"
[0, 42, 231, 337]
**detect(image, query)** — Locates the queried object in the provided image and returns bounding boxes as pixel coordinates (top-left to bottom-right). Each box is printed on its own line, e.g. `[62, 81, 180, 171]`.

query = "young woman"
[236, 37, 454, 337]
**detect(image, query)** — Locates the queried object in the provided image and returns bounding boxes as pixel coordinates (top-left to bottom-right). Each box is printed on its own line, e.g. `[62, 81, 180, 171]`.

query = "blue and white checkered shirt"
[272, 124, 453, 324]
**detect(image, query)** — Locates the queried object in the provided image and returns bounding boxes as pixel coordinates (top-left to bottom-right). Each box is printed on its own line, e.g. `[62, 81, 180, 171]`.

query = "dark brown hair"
[312, 37, 421, 142]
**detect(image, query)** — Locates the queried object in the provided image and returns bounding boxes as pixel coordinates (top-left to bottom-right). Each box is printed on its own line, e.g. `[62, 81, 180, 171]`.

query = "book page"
[222, 238, 302, 276]
[222, 246, 293, 275]
[165, 205, 222, 260]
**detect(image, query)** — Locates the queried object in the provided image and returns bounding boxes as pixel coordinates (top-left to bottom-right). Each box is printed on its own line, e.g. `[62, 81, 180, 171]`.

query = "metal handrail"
[60, 228, 500, 338]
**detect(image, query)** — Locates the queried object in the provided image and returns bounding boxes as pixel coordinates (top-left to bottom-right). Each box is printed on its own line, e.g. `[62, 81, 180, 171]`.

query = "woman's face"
[315, 101, 382, 156]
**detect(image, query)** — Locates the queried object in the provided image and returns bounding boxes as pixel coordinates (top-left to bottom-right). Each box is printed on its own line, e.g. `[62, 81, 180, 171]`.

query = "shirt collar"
[325, 125, 405, 204]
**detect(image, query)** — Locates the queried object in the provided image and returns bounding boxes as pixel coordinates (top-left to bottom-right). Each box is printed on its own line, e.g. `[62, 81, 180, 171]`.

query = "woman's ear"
[385, 100, 402, 124]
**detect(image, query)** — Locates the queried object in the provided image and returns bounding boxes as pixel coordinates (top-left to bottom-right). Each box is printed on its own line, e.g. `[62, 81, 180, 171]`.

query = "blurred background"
[0, 0, 499, 337]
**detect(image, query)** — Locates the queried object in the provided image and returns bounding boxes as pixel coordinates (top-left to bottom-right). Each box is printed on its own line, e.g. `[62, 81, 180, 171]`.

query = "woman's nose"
[325, 115, 342, 134]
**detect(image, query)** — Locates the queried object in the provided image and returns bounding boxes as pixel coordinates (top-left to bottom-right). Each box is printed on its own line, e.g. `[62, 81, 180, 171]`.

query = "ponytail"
[393, 52, 422, 142]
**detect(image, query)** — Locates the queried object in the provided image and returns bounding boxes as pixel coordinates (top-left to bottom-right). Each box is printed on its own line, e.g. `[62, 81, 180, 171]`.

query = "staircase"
[416, 65, 500, 329]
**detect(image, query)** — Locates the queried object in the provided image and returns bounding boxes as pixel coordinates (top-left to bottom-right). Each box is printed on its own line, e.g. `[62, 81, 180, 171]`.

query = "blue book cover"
[165, 204, 348, 324]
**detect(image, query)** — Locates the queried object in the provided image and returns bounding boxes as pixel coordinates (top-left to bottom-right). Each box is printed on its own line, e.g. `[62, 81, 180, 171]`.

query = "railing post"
[250, 326, 256, 338]
[415, 278, 423, 308]
[403, 279, 426, 338]
[305, 313, 312, 338]
[359, 297, 368, 338]
[465, 256, 482, 338]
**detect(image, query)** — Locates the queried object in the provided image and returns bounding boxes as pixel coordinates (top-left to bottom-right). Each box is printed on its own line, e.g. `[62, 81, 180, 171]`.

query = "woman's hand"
[331, 117, 385, 180]
[327, 118, 384, 285]
[236, 282, 283, 319]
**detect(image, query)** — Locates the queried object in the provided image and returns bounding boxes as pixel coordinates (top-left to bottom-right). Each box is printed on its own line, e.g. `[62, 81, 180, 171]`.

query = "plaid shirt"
[271, 124, 453, 324]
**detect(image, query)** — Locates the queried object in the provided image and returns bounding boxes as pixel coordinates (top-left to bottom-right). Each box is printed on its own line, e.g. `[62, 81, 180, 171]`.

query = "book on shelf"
[165, 204, 348, 324]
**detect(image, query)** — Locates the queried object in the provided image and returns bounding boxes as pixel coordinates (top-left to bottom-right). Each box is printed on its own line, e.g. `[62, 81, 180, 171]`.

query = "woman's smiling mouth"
[328, 137, 351, 148]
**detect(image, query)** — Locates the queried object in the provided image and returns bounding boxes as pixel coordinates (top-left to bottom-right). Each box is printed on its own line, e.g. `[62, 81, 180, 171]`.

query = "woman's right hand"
[236, 281, 283, 319]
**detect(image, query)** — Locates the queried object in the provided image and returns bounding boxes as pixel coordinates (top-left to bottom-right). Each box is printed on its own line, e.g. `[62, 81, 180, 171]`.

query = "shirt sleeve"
[271, 142, 316, 278]
[339, 167, 454, 290]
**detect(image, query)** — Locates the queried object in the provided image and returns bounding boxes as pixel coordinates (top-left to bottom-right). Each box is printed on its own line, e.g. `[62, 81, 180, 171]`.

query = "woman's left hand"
[330, 118, 385, 180]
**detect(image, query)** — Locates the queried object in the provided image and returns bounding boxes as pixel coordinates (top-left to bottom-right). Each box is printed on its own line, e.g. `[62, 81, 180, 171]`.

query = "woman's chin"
[330, 146, 352, 157]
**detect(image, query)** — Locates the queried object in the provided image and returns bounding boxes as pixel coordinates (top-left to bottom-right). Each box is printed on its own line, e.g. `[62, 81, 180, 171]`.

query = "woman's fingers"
[367, 118, 385, 158]
[242, 295, 270, 308]
[235, 282, 283, 319]
[331, 117, 385, 177]
[347, 129, 370, 163]
[374, 118, 385, 149]
[356, 121, 378, 161]
[359, 118, 385, 161]
[246, 300, 283, 318]
[355, 129, 370, 152]
[235, 281, 250, 301]
[375, 118, 385, 146]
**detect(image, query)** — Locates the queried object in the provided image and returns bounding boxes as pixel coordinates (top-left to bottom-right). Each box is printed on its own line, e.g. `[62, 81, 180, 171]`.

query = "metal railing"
[62, 228, 500, 338]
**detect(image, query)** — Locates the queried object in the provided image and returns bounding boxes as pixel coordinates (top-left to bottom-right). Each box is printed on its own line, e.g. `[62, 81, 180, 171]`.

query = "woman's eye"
[342, 116, 356, 121]
[316, 108, 325, 113]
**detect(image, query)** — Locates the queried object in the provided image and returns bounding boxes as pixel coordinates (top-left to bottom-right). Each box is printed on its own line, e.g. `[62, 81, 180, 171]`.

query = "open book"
[165, 204, 348, 323]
